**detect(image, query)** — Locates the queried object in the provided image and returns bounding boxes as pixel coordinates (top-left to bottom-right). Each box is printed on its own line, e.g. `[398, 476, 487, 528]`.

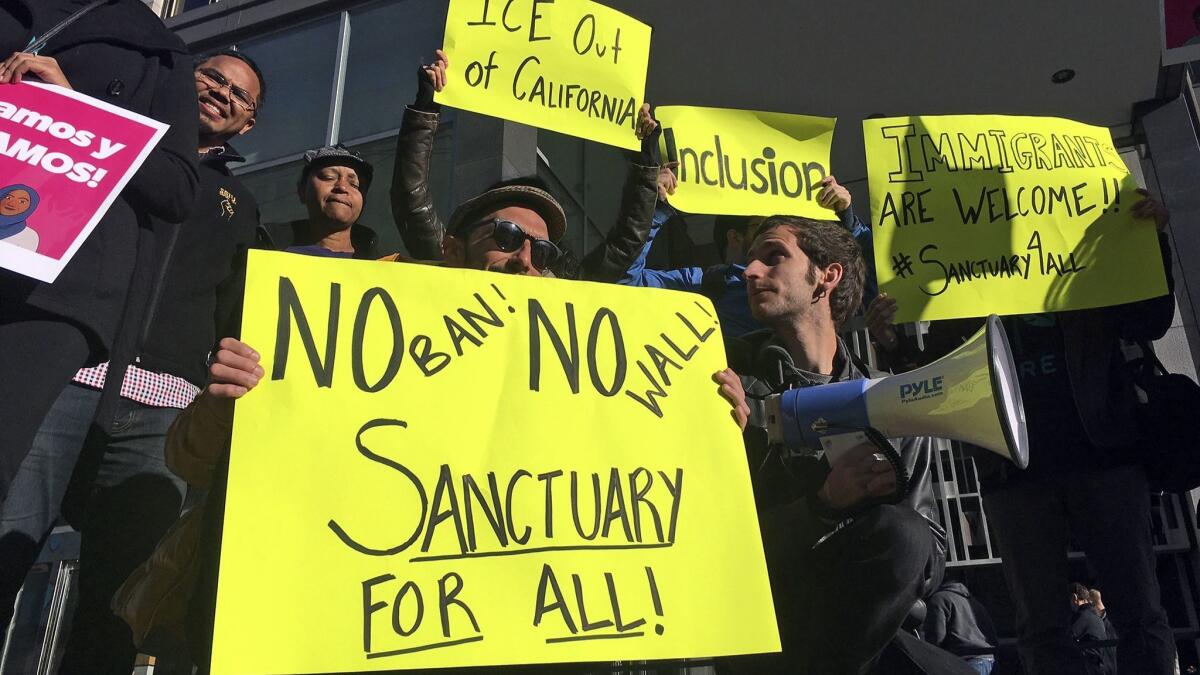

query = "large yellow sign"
[657, 105, 836, 218]
[437, 0, 651, 150]
[864, 115, 1168, 322]
[210, 251, 779, 674]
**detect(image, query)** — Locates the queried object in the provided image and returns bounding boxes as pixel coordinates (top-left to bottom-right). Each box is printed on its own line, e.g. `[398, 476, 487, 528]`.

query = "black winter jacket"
[924, 582, 997, 656]
[133, 147, 259, 389]
[0, 0, 199, 350]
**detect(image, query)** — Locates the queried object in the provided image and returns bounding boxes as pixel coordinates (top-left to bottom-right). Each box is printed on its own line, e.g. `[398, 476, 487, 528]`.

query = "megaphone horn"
[764, 314, 1029, 469]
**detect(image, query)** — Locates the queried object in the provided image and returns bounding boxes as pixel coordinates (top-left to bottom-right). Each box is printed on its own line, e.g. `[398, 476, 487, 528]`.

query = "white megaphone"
[764, 314, 1029, 469]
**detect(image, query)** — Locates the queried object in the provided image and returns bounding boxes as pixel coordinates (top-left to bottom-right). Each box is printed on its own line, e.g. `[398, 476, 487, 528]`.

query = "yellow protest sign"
[210, 251, 779, 674]
[437, 0, 651, 150]
[864, 115, 1168, 322]
[657, 105, 836, 218]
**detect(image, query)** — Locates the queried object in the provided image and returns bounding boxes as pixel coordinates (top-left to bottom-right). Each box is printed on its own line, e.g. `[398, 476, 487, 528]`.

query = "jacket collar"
[737, 328, 864, 392]
[201, 144, 246, 169]
[258, 219, 380, 260]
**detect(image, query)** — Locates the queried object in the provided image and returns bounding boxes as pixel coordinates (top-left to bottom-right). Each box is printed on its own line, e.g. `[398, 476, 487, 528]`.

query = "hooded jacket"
[924, 582, 997, 656]
[0, 0, 199, 350]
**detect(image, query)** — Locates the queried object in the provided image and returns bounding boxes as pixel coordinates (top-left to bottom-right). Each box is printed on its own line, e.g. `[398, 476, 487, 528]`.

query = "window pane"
[233, 17, 340, 164]
[237, 160, 307, 227]
[582, 142, 626, 242]
[340, 0, 450, 142]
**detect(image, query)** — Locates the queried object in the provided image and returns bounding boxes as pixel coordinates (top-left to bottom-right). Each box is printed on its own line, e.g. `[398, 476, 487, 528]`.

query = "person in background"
[257, 144, 380, 258]
[866, 191, 1176, 675]
[620, 176, 875, 337]
[1073, 583, 1113, 675]
[1090, 588, 1119, 675]
[925, 580, 1000, 675]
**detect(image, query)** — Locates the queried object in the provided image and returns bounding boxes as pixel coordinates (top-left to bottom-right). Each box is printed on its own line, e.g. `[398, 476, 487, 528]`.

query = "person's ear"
[442, 234, 466, 267]
[817, 262, 844, 300]
[238, 115, 257, 136]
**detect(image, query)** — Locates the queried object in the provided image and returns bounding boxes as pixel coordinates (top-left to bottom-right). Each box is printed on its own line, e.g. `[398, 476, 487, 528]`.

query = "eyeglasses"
[469, 218, 562, 271]
[196, 67, 258, 113]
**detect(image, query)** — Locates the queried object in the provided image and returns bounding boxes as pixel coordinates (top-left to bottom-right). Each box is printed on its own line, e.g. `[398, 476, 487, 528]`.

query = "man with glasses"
[440, 176, 566, 276]
[0, 49, 265, 675]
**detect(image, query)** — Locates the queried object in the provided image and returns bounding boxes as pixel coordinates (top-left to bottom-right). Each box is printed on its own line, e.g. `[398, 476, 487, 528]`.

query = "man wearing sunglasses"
[0, 49, 265, 674]
[441, 177, 567, 276]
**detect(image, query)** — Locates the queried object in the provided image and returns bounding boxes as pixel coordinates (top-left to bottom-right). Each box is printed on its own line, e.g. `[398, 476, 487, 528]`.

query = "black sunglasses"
[467, 218, 562, 271]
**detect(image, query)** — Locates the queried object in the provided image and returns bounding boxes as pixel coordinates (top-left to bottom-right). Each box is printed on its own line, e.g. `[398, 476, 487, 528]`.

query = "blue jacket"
[618, 205, 878, 337]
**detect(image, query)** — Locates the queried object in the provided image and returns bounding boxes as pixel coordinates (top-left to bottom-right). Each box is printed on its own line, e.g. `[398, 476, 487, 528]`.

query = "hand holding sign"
[656, 105, 836, 218]
[816, 175, 852, 213]
[437, 0, 652, 150]
[421, 49, 449, 94]
[1131, 188, 1170, 230]
[206, 337, 264, 399]
[0, 82, 167, 281]
[0, 53, 71, 88]
[864, 114, 1169, 322]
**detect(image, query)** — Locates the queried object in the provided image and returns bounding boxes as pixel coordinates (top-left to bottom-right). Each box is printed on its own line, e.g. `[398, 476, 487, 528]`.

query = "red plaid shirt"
[73, 361, 200, 410]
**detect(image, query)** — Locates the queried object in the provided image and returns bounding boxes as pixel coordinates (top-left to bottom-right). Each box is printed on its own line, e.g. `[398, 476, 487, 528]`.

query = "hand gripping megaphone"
[764, 315, 1029, 469]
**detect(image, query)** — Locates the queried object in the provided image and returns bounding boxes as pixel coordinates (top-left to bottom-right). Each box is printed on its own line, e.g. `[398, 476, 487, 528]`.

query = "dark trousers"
[0, 383, 187, 675]
[0, 311, 95, 500]
[982, 464, 1174, 675]
[722, 503, 937, 674]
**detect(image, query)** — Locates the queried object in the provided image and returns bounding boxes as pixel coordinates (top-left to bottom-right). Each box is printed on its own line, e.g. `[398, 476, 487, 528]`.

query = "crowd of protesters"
[0, 2, 1189, 675]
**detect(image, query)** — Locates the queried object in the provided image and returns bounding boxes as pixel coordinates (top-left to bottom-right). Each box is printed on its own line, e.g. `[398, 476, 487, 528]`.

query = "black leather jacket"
[390, 106, 659, 282]
[728, 330, 947, 563]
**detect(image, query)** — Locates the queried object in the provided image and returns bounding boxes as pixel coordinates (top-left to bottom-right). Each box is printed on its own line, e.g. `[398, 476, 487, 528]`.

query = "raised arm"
[578, 104, 667, 283]
[390, 50, 448, 260]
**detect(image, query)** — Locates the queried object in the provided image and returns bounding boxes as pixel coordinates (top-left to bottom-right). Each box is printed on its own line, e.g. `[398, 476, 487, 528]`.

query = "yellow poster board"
[657, 105, 836, 219]
[210, 251, 779, 674]
[864, 115, 1168, 322]
[437, 0, 651, 150]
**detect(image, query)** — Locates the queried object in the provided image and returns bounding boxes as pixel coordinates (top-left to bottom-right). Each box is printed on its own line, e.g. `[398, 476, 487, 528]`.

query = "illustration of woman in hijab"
[0, 184, 40, 252]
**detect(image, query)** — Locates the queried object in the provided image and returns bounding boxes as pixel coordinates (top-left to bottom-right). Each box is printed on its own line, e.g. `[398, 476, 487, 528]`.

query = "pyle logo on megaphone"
[899, 376, 945, 403]
[763, 315, 1030, 470]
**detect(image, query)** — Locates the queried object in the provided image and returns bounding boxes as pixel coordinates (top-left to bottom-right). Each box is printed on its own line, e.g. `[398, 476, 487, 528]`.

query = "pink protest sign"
[0, 81, 168, 282]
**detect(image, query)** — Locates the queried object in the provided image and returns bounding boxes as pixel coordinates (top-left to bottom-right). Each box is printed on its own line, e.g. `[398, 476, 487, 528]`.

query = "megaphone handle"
[810, 429, 911, 552]
[860, 427, 911, 499]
